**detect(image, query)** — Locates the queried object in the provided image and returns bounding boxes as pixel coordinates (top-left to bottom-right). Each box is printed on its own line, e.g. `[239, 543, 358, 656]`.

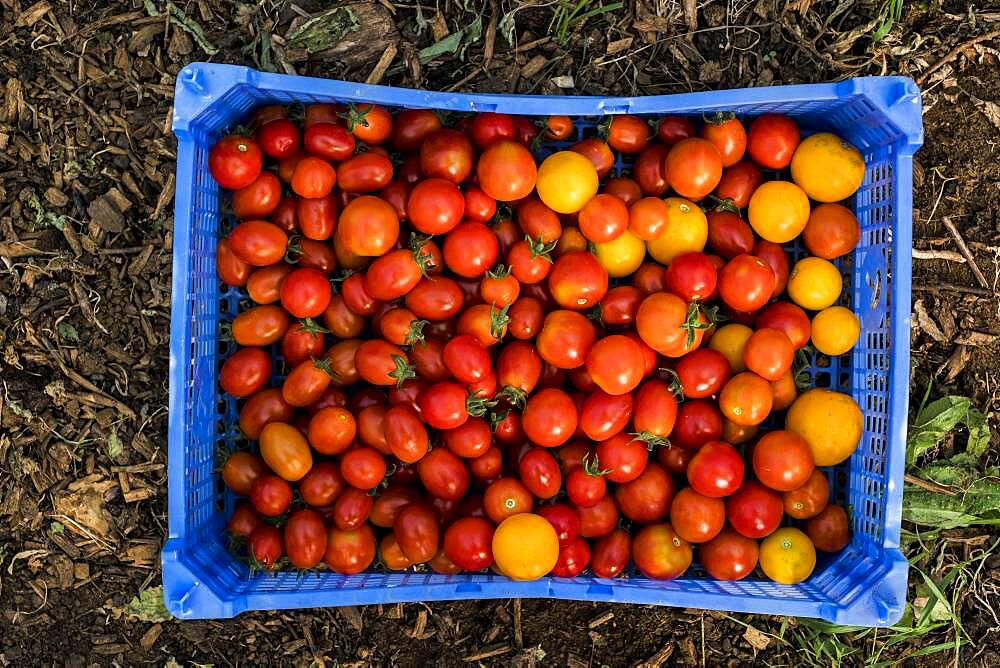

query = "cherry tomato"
[443, 517, 495, 570]
[229, 220, 288, 267]
[589, 528, 630, 578]
[480, 266, 521, 308]
[672, 348, 730, 399]
[704, 210, 752, 261]
[417, 448, 469, 500]
[726, 480, 784, 539]
[802, 203, 860, 260]
[278, 267, 331, 319]
[477, 140, 538, 202]
[605, 114, 650, 153]
[405, 275, 464, 322]
[747, 113, 800, 169]
[321, 291, 367, 339]
[551, 537, 591, 577]
[670, 486, 725, 543]
[380, 405, 428, 463]
[291, 156, 337, 198]
[537, 504, 580, 549]
[508, 237, 554, 285]
[672, 399, 723, 450]
[406, 177, 465, 235]
[756, 301, 811, 350]
[370, 486, 422, 528]
[220, 347, 271, 398]
[753, 240, 791, 299]
[536, 310, 597, 370]
[548, 251, 608, 311]
[227, 502, 262, 537]
[418, 382, 476, 430]
[444, 222, 499, 279]
[259, 422, 313, 481]
[806, 504, 851, 552]
[603, 176, 643, 205]
[457, 303, 508, 346]
[459, 185, 497, 223]
[210, 135, 263, 189]
[298, 462, 345, 507]
[217, 239, 252, 287]
[570, 138, 615, 179]
[517, 197, 562, 243]
[656, 116, 696, 144]
[469, 445, 503, 481]
[632, 524, 692, 579]
[718, 254, 776, 313]
[340, 447, 387, 490]
[632, 379, 679, 446]
[518, 448, 562, 499]
[581, 335, 643, 396]
[332, 486, 374, 530]
[783, 469, 830, 519]
[631, 144, 669, 196]
[324, 525, 377, 574]
[337, 195, 399, 257]
[714, 160, 764, 210]
[742, 327, 794, 381]
[686, 440, 744, 498]
[248, 524, 283, 568]
[335, 152, 392, 193]
[597, 285, 641, 327]
[391, 109, 442, 152]
[665, 138, 723, 200]
[420, 128, 474, 183]
[239, 388, 294, 439]
[222, 451, 268, 496]
[658, 445, 694, 474]
[577, 495, 619, 538]
[257, 119, 301, 160]
[665, 252, 718, 302]
[522, 388, 578, 447]
[303, 122, 355, 161]
[627, 197, 670, 241]
[564, 455, 607, 508]
[615, 462, 674, 524]
[283, 508, 327, 568]
[505, 297, 542, 340]
[577, 194, 629, 244]
[700, 527, 759, 580]
[232, 171, 281, 220]
[701, 115, 747, 167]
[304, 406, 354, 456]
[636, 292, 708, 358]
[576, 390, 632, 442]
[542, 114, 573, 139]
[483, 478, 534, 523]
[355, 340, 412, 387]
[719, 372, 773, 426]
[250, 474, 293, 517]
[753, 430, 815, 492]
[392, 503, 440, 563]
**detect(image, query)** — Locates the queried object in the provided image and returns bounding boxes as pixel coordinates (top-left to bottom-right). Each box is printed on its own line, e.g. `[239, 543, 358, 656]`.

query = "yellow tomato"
[492, 513, 559, 580]
[747, 181, 810, 243]
[811, 306, 860, 356]
[787, 257, 842, 310]
[791, 133, 865, 202]
[646, 197, 707, 264]
[707, 323, 753, 372]
[759, 528, 816, 584]
[536, 151, 599, 214]
[785, 388, 862, 466]
[594, 229, 646, 278]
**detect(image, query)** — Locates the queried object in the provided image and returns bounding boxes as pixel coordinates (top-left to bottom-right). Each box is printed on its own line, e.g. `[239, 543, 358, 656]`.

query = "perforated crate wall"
[164, 64, 921, 624]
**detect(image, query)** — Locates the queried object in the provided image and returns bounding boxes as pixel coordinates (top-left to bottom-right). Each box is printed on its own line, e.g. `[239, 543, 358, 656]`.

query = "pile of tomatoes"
[212, 100, 867, 585]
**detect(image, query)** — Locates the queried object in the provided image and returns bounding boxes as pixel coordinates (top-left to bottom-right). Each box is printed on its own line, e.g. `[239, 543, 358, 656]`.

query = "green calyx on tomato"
[387, 354, 417, 388]
[486, 263, 512, 280]
[680, 301, 713, 347]
[404, 319, 429, 346]
[656, 367, 685, 401]
[702, 111, 737, 125]
[525, 235, 557, 262]
[710, 197, 741, 215]
[339, 103, 373, 132]
[489, 303, 511, 340]
[631, 431, 672, 449]
[466, 392, 496, 418]
[365, 463, 398, 497]
[497, 385, 527, 408]
[299, 317, 329, 336]
[410, 233, 439, 275]
[284, 235, 304, 264]
[581, 453, 612, 478]
[219, 321, 233, 342]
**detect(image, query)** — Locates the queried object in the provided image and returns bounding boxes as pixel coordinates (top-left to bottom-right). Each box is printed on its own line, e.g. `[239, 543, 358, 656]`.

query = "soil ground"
[1, 0, 999, 666]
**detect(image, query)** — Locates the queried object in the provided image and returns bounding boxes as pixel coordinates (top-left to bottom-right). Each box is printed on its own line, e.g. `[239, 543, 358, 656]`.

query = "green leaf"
[107, 432, 124, 461]
[50, 521, 65, 535]
[418, 16, 483, 64]
[902, 478, 1000, 529]
[57, 321, 79, 342]
[126, 585, 172, 622]
[906, 395, 989, 466]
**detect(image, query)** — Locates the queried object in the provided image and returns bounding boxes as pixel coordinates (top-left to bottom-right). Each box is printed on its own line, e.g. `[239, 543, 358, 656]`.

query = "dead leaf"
[743, 625, 771, 651]
[606, 37, 633, 55]
[913, 299, 947, 344]
[943, 345, 970, 383]
[956, 330, 998, 346]
[52, 474, 117, 537]
[632, 17, 671, 33]
[431, 12, 449, 42]
[972, 96, 1000, 131]
[550, 75, 575, 89]
[788, 0, 815, 13]
[699, 61, 722, 83]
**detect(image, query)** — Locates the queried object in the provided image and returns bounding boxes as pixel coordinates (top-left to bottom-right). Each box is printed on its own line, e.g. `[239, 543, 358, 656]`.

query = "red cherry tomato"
[522, 388, 578, 447]
[615, 463, 674, 524]
[700, 527, 759, 580]
[596, 432, 648, 484]
[477, 140, 538, 202]
[518, 448, 563, 499]
[210, 135, 263, 189]
[715, 160, 763, 209]
[291, 156, 337, 199]
[664, 252, 718, 302]
[752, 240, 790, 299]
[605, 115, 651, 153]
[701, 115, 747, 167]
[665, 138, 723, 200]
[742, 327, 795, 381]
[257, 119, 301, 160]
[421, 128, 474, 183]
[220, 347, 271, 398]
[391, 109, 442, 152]
[303, 122, 355, 161]
[747, 113, 800, 169]
[591, 528, 631, 578]
[444, 222, 500, 279]
[687, 441, 744, 498]
[537, 504, 580, 548]
[552, 537, 591, 577]
[585, 335, 645, 396]
[726, 481, 784, 539]
[674, 348, 732, 399]
[632, 524, 692, 579]
[718, 254, 776, 313]
[752, 430, 816, 492]
[444, 517, 495, 570]
[656, 116, 696, 145]
[669, 487, 725, 543]
[672, 399, 723, 450]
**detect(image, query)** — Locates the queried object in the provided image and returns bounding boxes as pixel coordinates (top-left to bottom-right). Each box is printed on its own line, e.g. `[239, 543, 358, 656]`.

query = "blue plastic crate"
[163, 63, 922, 625]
